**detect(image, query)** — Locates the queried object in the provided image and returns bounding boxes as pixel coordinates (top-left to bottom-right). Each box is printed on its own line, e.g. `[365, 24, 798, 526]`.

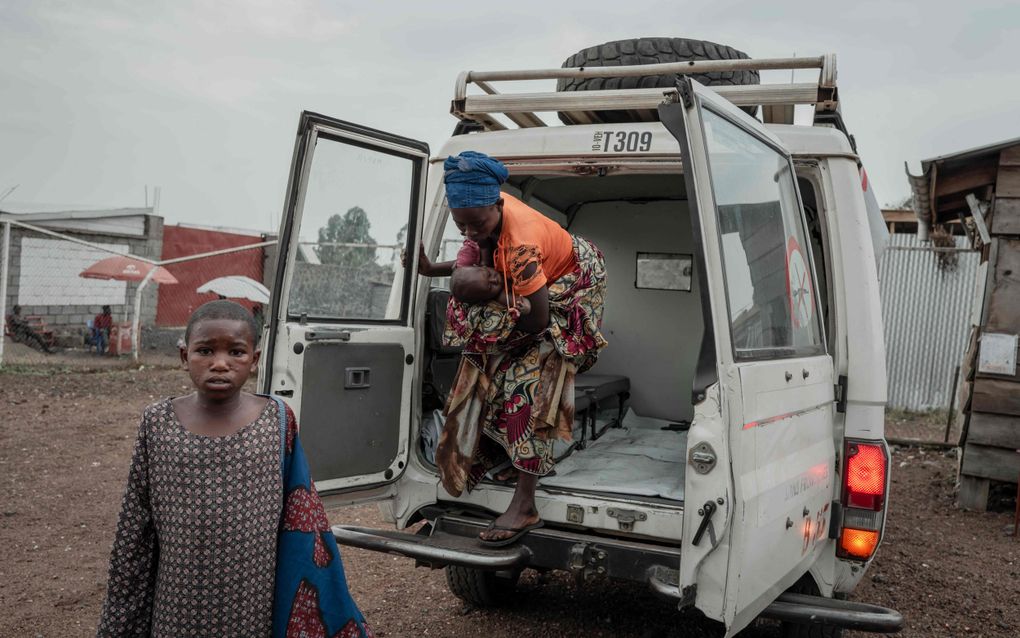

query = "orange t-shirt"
[493, 194, 576, 297]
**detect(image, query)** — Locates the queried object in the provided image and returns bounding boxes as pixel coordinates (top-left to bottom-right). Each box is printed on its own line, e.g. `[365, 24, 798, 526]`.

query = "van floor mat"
[541, 426, 686, 501]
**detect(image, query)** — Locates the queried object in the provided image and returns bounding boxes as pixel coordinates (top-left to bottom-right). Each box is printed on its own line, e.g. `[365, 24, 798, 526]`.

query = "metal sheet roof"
[921, 134, 1020, 170]
[905, 133, 1020, 231]
[0, 206, 154, 221]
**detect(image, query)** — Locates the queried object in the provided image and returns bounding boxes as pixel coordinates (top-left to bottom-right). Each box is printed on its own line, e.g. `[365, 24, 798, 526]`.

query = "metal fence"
[879, 234, 981, 411]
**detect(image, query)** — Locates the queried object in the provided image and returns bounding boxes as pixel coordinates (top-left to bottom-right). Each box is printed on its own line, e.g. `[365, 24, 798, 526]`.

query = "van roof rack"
[451, 54, 839, 132]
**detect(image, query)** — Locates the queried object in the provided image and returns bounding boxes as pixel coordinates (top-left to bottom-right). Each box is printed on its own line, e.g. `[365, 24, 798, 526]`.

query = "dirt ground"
[884, 409, 958, 446]
[1, 366, 1016, 637]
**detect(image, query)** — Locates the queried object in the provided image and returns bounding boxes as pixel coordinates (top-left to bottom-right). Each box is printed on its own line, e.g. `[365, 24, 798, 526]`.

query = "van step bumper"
[761, 592, 903, 633]
[333, 512, 681, 583]
[331, 523, 529, 570]
[334, 515, 900, 633]
[649, 570, 903, 633]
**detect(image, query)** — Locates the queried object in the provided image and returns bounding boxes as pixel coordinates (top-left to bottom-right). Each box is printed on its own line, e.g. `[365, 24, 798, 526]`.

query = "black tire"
[556, 37, 759, 123]
[444, 565, 519, 607]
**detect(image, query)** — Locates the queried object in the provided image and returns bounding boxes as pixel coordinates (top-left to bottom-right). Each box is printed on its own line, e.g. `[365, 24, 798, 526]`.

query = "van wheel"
[556, 37, 759, 123]
[780, 575, 844, 638]
[444, 565, 519, 607]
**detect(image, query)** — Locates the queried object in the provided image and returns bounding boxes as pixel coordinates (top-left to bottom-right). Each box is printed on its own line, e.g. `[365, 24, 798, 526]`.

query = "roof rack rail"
[451, 55, 838, 131]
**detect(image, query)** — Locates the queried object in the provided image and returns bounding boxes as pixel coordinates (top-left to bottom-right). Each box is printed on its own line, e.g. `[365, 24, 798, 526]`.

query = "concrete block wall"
[2, 216, 164, 344]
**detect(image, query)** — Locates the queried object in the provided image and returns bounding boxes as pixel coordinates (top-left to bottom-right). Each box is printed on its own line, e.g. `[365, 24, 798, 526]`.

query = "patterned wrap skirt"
[436, 236, 608, 497]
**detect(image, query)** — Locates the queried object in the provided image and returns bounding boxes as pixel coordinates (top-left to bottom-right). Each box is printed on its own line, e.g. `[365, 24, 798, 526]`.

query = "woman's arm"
[514, 263, 550, 333]
[404, 243, 455, 277]
[96, 414, 158, 637]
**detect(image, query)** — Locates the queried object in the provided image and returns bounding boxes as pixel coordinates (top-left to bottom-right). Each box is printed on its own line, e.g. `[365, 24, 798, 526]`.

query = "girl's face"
[450, 199, 503, 243]
[180, 319, 260, 401]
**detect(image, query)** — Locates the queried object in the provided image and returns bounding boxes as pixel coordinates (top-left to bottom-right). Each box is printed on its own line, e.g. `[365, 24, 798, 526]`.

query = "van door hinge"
[835, 375, 848, 413]
[679, 584, 697, 610]
[674, 76, 694, 109]
[828, 501, 844, 539]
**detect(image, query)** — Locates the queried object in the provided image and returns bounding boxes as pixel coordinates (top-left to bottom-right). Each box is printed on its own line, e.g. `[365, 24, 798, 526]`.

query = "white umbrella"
[197, 276, 270, 303]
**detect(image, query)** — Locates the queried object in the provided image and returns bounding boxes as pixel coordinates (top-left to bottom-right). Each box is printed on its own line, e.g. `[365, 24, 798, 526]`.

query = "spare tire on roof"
[556, 37, 759, 124]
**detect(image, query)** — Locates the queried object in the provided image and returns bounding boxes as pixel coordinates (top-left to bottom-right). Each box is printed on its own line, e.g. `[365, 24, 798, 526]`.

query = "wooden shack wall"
[960, 144, 1020, 506]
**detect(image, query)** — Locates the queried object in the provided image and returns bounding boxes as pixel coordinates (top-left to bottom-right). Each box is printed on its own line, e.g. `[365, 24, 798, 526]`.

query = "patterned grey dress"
[97, 398, 282, 637]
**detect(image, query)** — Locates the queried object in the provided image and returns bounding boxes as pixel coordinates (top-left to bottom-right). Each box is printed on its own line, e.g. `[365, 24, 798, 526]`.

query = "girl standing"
[97, 300, 371, 637]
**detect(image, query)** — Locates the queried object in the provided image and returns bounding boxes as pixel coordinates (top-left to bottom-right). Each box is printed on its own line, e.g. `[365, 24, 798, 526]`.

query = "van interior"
[420, 170, 702, 505]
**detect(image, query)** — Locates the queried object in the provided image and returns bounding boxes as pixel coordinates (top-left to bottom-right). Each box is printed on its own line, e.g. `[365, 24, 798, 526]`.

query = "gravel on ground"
[0, 366, 1015, 637]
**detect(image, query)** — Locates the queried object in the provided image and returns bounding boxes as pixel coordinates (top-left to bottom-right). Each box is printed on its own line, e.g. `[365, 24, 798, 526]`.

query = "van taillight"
[845, 443, 886, 510]
[837, 441, 888, 561]
[839, 528, 879, 559]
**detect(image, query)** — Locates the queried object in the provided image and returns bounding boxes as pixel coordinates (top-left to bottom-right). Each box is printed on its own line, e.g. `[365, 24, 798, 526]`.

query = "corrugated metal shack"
[879, 233, 979, 411]
[907, 136, 1020, 510]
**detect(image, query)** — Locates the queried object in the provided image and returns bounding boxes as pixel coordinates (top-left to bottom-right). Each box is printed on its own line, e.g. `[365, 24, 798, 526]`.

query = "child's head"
[180, 300, 260, 400]
[101, 305, 111, 315]
[451, 266, 503, 303]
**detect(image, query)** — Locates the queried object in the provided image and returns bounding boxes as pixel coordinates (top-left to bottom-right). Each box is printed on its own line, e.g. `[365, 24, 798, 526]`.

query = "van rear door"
[261, 111, 428, 499]
[661, 81, 836, 636]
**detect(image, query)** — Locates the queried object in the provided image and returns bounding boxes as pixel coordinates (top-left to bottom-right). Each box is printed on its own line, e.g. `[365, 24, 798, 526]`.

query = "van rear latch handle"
[692, 501, 717, 546]
[307, 330, 352, 342]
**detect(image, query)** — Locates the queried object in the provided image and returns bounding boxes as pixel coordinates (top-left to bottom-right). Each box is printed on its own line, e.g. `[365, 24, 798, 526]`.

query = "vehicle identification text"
[591, 130, 653, 153]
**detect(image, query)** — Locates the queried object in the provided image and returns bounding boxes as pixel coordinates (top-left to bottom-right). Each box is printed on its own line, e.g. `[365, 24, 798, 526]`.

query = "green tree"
[315, 206, 376, 269]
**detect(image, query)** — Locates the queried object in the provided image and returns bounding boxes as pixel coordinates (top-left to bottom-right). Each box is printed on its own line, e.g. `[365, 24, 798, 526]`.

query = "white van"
[260, 43, 902, 637]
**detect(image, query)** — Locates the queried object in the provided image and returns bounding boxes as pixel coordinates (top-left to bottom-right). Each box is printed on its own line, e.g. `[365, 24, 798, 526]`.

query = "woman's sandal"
[478, 520, 544, 547]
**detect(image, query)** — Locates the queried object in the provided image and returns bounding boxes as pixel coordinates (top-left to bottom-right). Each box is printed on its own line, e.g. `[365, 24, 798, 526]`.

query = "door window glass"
[288, 135, 415, 321]
[702, 108, 824, 359]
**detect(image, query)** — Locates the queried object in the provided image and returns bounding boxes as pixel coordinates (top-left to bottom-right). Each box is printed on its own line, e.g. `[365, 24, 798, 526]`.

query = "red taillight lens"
[837, 440, 889, 561]
[839, 528, 879, 559]
[845, 443, 886, 510]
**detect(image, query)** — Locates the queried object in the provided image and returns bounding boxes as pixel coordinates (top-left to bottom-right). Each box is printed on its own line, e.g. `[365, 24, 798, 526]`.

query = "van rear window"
[701, 108, 825, 360]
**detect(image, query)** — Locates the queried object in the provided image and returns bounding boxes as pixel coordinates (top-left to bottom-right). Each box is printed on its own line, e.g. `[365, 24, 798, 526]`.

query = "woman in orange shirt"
[425, 151, 607, 546]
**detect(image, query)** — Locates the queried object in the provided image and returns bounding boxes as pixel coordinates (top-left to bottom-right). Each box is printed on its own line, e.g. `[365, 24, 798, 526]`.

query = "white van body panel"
[266, 71, 891, 634]
[826, 158, 889, 426]
[767, 124, 856, 158]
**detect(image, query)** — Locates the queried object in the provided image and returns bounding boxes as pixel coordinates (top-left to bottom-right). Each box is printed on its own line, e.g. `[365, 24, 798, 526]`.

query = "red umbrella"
[79, 256, 179, 284]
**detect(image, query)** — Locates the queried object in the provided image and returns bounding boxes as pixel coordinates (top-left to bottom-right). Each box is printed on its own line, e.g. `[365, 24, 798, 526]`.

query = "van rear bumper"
[333, 510, 681, 584]
[333, 512, 902, 634]
[763, 593, 903, 632]
[648, 569, 903, 633]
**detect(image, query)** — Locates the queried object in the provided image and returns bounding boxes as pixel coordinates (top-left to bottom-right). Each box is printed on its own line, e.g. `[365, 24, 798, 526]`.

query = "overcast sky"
[1, 0, 1017, 233]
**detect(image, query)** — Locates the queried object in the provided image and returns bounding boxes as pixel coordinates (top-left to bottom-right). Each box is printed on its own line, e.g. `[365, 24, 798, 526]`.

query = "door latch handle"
[692, 501, 717, 546]
[345, 367, 371, 389]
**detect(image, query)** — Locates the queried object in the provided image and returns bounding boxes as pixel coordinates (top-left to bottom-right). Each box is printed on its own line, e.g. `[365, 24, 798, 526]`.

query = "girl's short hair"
[184, 300, 259, 345]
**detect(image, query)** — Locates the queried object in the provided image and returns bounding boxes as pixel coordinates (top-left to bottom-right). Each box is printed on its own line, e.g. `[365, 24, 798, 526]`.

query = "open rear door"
[662, 81, 836, 636]
[261, 112, 428, 499]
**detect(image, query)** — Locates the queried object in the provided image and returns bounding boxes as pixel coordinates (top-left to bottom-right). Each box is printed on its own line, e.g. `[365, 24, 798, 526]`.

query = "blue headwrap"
[443, 151, 509, 209]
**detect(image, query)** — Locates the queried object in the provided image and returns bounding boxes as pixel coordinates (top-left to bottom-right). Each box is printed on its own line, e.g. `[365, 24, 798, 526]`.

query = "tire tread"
[444, 565, 517, 608]
[555, 36, 760, 122]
